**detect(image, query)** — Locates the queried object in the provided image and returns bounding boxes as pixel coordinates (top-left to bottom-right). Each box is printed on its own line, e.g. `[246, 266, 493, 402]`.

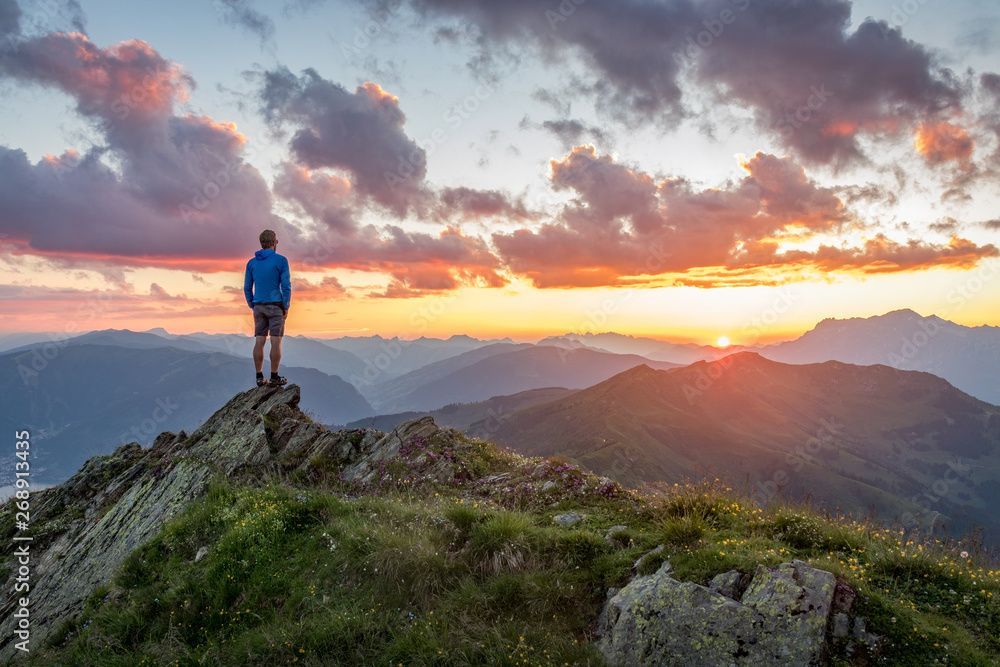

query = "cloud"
[0, 0, 20, 38]
[260, 67, 430, 216]
[692, 0, 963, 166]
[436, 186, 534, 222]
[979, 73, 1000, 165]
[360, 0, 694, 123]
[492, 146, 996, 287]
[217, 0, 275, 44]
[361, 0, 963, 166]
[274, 162, 356, 234]
[534, 118, 610, 150]
[914, 121, 974, 167]
[0, 283, 244, 330]
[0, 26, 289, 268]
[294, 275, 348, 300]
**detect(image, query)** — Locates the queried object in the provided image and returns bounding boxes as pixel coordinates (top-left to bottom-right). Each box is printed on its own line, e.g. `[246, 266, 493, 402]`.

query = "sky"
[0, 0, 998, 343]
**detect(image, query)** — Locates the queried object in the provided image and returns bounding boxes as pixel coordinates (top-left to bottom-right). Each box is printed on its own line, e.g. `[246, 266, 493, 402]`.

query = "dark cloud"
[693, 1, 963, 165]
[436, 186, 533, 222]
[217, 0, 275, 44]
[538, 119, 610, 150]
[364, 0, 695, 123]
[359, 0, 963, 166]
[928, 217, 960, 234]
[0, 0, 20, 38]
[260, 67, 430, 216]
[531, 88, 570, 116]
[492, 146, 996, 288]
[979, 73, 1000, 166]
[258, 66, 524, 294]
[0, 26, 290, 267]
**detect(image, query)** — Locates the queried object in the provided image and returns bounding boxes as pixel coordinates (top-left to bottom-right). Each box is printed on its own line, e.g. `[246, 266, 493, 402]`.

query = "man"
[243, 229, 292, 387]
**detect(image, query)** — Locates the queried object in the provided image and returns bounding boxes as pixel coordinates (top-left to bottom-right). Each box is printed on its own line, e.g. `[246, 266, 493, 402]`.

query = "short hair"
[259, 229, 277, 248]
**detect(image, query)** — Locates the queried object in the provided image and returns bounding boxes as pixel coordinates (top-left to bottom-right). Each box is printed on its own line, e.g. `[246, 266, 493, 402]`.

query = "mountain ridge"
[479, 352, 1000, 541]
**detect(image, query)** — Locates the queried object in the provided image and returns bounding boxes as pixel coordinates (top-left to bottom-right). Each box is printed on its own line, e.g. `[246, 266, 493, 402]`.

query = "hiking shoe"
[269, 374, 288, 386]
[256, 376, 268, 387]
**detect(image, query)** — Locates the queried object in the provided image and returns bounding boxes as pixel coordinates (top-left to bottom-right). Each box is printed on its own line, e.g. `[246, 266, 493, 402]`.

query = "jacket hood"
[254, 248, 276, 260]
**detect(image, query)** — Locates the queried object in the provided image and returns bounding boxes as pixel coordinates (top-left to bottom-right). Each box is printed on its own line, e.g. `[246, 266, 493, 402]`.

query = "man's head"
[259, 229, 277, 249]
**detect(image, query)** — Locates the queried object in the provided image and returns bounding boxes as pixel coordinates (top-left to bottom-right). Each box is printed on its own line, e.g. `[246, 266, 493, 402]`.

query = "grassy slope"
[32, 430, 1000, 666]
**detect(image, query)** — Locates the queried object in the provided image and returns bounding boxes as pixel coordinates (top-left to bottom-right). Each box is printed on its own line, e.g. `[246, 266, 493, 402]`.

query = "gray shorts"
[253, 303, 285, 337]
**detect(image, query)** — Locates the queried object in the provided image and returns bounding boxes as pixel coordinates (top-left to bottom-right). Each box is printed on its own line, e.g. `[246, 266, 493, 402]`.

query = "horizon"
[1, 1, 998, 343]
[3, 306, 994, 348]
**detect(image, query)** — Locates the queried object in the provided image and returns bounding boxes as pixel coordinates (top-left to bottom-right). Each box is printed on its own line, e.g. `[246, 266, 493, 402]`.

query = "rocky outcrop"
[0, 385, 432, 658]
[0, 384, 622, 659]
[598, 559, 838, 666]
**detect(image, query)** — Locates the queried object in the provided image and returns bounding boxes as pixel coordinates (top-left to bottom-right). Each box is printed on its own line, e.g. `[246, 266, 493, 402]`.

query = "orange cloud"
[914, 121, 974, 167]
[493, 147, 997, 289]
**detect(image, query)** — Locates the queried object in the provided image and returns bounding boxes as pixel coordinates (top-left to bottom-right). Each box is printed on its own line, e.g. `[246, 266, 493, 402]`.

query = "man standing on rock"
[243, 229, 292, 387]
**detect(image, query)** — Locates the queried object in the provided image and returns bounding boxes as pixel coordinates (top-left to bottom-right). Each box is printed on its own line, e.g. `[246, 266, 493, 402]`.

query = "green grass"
[32, 478, 1000, 666]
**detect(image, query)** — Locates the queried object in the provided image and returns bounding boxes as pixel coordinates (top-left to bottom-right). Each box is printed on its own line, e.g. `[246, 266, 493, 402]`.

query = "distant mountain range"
[318, 333, 514, 377]
[756, 309, 1000, 405]
[0, 344, 372, 483]
[3, 309, 998, 507]
[363, 345, 680, 413]
[477, 353, 1000, 540]
[346, 387, 576, 432]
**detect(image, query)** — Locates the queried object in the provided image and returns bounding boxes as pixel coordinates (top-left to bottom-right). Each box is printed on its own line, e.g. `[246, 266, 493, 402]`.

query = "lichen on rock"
[598, 558, 837, 666]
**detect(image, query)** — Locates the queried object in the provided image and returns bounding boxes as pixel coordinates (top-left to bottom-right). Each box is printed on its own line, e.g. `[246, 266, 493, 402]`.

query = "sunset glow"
[0, 0, 996, 341]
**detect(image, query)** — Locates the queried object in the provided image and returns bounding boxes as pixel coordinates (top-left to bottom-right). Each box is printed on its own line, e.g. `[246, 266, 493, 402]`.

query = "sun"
[716, 335, 731, 348]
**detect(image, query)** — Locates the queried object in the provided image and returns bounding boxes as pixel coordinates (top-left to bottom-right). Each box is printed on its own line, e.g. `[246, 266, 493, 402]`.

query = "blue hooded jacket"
[244, 248, 291, 310]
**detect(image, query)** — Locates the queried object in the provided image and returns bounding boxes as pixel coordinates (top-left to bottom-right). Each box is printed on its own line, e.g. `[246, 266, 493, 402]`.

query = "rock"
[0, 385, 441, 659]
[633, 544, 667, 572]
[851, 616, 880, 648]
[540, 480, 558, 493]
[552, 512, 584, 527]
[832, 612, 850, 639]
[832, 580, 856, 613]
[598, 559, 837, 666]
[708, 569, 750, 600]
[604, 525, 629, 545]
[194, 546, 209, 562]
[338, 416, 444, 484]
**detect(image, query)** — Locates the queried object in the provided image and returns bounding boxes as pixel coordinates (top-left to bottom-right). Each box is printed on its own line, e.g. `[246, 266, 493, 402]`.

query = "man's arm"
[243, 262, 254, 308]
[280, 257, 291, 312]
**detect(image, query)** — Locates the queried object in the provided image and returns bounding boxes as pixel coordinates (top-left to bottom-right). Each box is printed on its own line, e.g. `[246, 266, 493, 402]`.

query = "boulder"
[604, 524, 629, 545]
[553, 512, 585, 527]
[598, 559, 837, 666]
[708, 569, 750, 600]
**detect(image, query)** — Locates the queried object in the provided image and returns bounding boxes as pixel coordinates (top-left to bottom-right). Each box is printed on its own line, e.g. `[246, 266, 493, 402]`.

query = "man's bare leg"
[253, 336, 266, 373]
[269, 335, 283, 375]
